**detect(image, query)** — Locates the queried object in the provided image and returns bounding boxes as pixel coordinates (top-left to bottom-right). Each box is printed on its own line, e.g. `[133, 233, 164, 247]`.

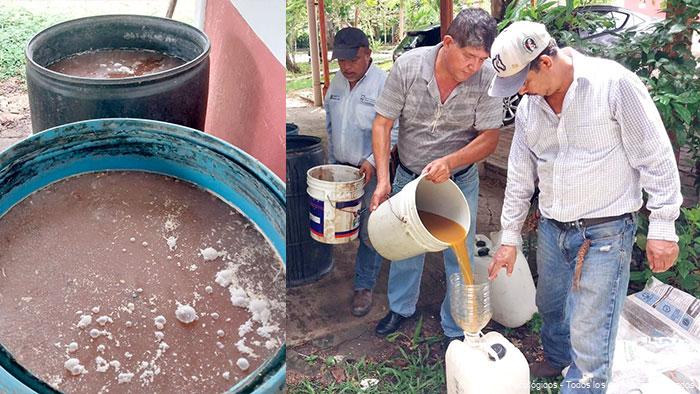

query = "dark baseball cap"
[331, 27, 370, 60]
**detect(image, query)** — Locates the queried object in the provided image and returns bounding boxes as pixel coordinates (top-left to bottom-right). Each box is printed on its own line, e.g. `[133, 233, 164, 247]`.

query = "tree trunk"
[286, 52, 301, 74]
[354, 6, 360, 27]
[166, 0, 177, 18]
[439, 0, 453, 39]
[491, 0, 510, 21]
[399, 0, 405, 40]
[307, 0, 323, 106]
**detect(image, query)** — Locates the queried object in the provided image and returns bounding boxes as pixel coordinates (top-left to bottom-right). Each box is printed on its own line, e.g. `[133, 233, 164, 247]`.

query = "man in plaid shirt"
[488, 21, 682, 393]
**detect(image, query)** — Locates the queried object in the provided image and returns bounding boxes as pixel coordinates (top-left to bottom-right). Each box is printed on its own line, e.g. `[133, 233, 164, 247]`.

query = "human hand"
[646, 239, 679, 273]
[422, 157, 451, 183]
[359, 160, 375, 185]
[488, 245, 517, 280]
[370, 181, 391, 212]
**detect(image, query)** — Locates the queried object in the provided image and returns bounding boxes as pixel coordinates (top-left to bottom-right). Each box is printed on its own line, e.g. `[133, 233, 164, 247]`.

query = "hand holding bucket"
[367, 174, 471, 261]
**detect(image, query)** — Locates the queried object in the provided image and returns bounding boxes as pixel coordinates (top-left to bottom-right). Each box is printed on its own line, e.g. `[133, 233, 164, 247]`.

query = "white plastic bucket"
[307, 164, 365, 244]
[367, 174, 470, 261]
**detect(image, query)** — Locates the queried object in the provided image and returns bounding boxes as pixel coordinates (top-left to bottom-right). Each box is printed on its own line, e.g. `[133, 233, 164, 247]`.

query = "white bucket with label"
[307, 164, 365, 244]
[368, 174, 470, 261]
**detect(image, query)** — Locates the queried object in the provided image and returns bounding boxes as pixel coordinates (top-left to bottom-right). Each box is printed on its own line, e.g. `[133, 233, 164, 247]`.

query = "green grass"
[290, 314, 563, 393]
[528, 312, 543, 335]
[0, 7, 63, 80]
[289, 348, 445, 393]
[286, 77, 313, 92]
[289, 316, 445, 393]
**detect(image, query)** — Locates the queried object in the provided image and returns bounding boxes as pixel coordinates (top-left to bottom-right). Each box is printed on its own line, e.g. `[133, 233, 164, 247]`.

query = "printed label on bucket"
[309, 196, 361, 240]
[309, 197, 325, 236]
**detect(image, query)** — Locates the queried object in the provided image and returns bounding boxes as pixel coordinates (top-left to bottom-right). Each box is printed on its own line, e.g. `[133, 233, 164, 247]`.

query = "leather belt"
[549, 213, 633, 231]
[398, 159, 473, 180]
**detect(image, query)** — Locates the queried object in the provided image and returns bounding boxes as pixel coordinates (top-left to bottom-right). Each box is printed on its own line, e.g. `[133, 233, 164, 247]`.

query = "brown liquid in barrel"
[0, 172, 285, 393]
[47, 49, 186, 78]
[417, 211, 473, 285]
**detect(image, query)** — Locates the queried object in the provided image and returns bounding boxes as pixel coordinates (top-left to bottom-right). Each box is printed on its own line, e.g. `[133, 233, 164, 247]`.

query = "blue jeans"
[354, 175, 384, 290]
[387, 165, 479, 337]
[536, 215, 636, 393]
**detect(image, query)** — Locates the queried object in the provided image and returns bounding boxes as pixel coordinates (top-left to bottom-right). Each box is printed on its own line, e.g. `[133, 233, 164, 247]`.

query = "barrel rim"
[24, 14, 211, 85]
[285, 135, 322, 154]
[0, 118, 284, 203]
[0, 118, 285, 394]
[306, 164, 364, 187]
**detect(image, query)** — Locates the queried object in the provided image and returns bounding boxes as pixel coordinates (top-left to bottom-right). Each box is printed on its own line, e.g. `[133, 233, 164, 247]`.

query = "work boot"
[351, 289, 373, 317]
[530, 360, 565, 378]
[375, 311, 413, 336]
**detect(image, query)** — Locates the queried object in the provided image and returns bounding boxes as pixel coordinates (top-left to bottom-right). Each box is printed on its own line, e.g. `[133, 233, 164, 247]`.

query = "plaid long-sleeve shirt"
[375, 43, 504, 174]
[500, 50, 682, 246]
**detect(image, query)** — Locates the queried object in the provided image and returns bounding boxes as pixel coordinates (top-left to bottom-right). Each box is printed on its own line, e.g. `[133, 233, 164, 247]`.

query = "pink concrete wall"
[623, 0, 665, 19]
[204, 0, 285, 179]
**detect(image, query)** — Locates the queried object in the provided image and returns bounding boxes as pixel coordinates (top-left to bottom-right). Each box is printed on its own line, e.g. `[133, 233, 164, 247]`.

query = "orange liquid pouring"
[418, 210, 473, 285]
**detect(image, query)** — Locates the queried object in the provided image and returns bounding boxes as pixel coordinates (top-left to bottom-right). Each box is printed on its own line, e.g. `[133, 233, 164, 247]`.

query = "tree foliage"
[286, 0, 483, 52]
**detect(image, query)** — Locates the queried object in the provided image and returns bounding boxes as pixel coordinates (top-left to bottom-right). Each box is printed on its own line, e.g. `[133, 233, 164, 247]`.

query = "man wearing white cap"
[487, 21, 682, 391]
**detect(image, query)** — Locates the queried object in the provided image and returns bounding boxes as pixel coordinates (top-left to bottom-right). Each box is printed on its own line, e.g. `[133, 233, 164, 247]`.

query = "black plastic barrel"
[286, 122, 299, 136]
[287, 135, 333, 287]
[25, 15, 210, 132]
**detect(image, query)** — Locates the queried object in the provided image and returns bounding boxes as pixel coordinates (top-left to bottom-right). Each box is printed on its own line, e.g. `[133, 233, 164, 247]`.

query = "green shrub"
[631, 205, 700, 298]
[607, 5, 700, 177]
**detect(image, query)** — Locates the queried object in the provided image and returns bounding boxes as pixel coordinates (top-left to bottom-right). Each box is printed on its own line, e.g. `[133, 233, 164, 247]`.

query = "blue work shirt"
[324, 63, 398, 167]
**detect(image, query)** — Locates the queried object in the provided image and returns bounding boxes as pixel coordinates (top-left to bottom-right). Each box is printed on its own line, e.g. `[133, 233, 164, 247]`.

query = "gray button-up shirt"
[500, 50, 682, 245]
[375, 43, 503, 174]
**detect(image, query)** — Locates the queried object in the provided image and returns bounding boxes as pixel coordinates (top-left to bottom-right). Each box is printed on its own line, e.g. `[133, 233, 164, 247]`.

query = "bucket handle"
[387, 196, 407, 225]
[335, 194, 408, 223]
[326, 195, 361, 217]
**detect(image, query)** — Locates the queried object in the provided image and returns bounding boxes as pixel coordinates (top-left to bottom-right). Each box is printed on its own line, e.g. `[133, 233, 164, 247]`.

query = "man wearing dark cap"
[487, 21, 681, 392]
[324, 27, 397, 317]
[369, 8, 503, 343]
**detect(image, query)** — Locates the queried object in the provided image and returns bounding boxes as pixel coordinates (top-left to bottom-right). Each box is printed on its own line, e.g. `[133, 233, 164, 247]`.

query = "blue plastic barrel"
[0, 119, 285, 393]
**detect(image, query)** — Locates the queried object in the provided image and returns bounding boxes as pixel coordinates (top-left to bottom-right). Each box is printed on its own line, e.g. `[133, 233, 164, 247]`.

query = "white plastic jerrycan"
[471, 232, 537, 328]
[445, 332, 530, 394]
[474, 233, 493, 251]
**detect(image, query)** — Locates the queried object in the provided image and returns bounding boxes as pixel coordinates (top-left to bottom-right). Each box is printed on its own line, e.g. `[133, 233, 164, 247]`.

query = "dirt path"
[0, 78, 32, 151]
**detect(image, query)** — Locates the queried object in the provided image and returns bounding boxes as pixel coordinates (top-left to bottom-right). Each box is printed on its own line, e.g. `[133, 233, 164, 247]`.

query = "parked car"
[573, 5, 657, 47]
[392, 5, 659, 125]
[392, 25, 441, 62]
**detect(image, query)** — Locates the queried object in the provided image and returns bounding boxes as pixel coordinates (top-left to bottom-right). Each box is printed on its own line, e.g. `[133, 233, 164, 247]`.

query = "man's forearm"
[372, 115, 393, 185]
[444, 129, 499, 169]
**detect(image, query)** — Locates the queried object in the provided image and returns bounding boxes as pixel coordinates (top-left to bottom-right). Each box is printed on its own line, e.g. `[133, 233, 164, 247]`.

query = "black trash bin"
[286, 122, 299, 136]
[25, 15, 210, 132]
[286, 135, 332, 287]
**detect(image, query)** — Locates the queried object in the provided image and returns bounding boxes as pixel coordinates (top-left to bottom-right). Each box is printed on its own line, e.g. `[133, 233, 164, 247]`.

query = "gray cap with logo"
[331, 27, 370, 60]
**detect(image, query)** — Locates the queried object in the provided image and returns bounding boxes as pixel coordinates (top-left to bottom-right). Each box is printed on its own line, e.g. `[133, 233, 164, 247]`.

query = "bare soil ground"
[0, 78, 31, 151]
